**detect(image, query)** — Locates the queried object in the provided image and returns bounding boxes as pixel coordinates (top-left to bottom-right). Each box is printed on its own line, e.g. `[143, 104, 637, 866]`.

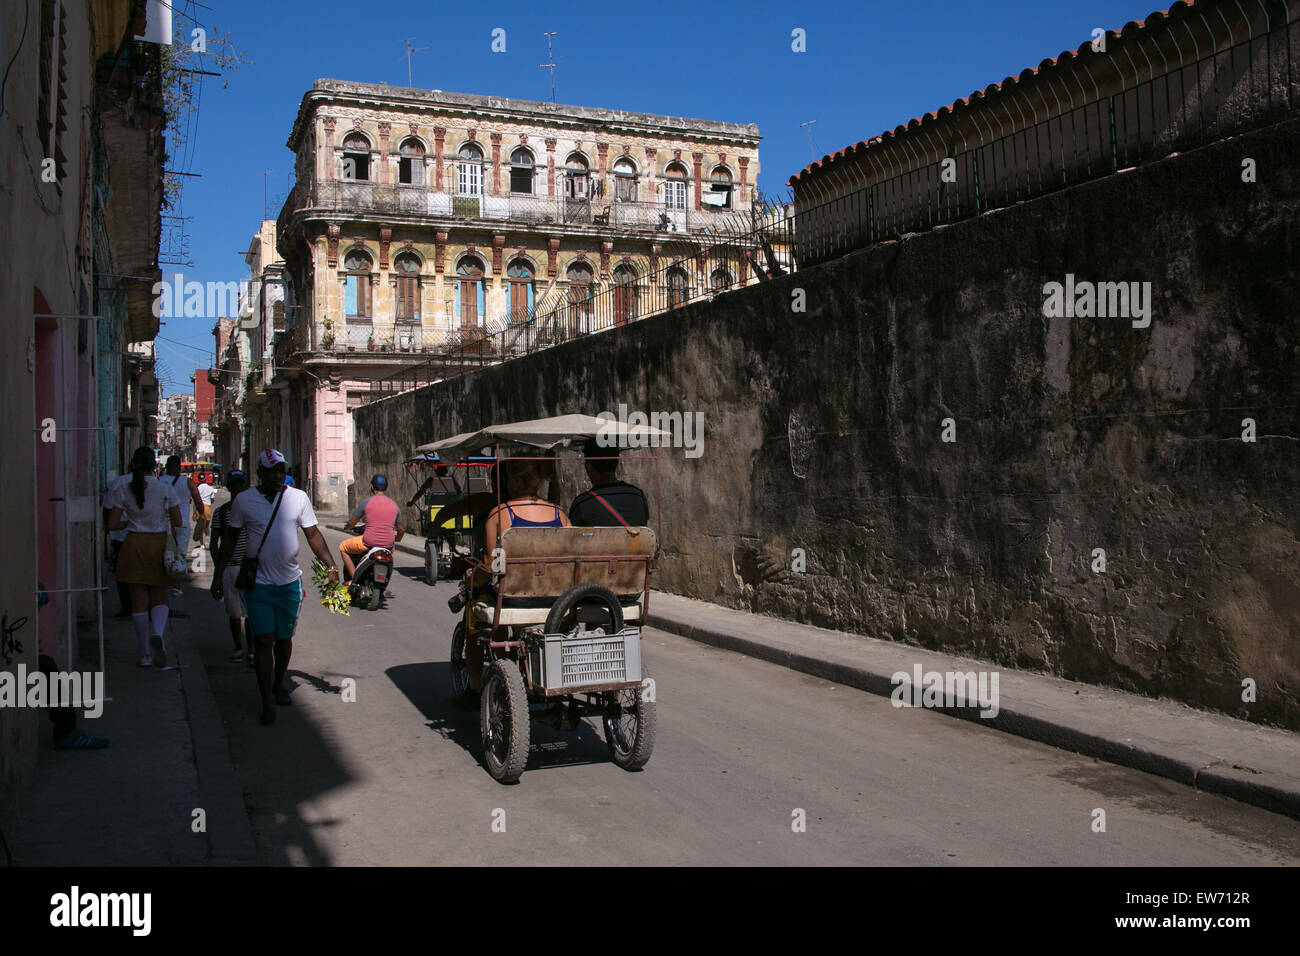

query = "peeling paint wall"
[356, 117, 1300, 729]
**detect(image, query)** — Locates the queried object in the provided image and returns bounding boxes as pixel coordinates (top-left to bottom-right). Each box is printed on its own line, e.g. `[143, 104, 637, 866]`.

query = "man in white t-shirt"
[196, 478, 218, 548]
[213, 449, 340, 726]
[163, 455, 204, 561]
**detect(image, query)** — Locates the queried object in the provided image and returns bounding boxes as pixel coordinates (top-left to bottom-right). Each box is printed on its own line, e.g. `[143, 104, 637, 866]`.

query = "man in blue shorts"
[213, 449, 340, 725]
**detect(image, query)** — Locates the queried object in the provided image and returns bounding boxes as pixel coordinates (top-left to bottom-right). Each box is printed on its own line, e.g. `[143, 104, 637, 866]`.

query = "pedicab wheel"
[449, 622, 470, 699]
[424, 540, 437, 585]
[481, 659, 530, 783]
[604, 664, 656, 771]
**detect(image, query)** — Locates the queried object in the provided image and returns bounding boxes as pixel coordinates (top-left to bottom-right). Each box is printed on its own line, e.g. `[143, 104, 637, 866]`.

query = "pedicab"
[416, 414, 667, 783]
[401, 452, 494, 585]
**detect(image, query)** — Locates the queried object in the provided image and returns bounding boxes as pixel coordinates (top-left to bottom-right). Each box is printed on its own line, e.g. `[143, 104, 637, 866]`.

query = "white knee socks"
[132, 612, 150, 655]
[150, 605, 169, 641]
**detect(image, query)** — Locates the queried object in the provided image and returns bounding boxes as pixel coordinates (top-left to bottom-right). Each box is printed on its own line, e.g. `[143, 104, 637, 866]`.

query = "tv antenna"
[800, 120, 817, 161]
[540, 32, 559, 102]
[401, 38, 429, 88]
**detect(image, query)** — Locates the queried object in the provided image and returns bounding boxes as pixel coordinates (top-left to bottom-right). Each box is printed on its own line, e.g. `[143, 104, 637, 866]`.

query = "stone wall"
[356, 117, 1300, 729]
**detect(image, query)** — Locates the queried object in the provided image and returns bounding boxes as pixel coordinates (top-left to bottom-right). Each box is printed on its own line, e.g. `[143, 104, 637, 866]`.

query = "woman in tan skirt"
[108, 447, 184, 668]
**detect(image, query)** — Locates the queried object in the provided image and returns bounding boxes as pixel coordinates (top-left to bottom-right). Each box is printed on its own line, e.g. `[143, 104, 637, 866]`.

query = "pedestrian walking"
[106, 447, 185, 668]
[162, 456, 204, 597]
[196, 476, 218, 548]
[209, 469, 252, 664]
[102, 472, 133, 618]
[213, 450, 340, 725]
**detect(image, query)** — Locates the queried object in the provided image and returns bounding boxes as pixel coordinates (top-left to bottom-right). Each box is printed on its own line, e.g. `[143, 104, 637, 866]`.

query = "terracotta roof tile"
[788, 1, 1198, 186]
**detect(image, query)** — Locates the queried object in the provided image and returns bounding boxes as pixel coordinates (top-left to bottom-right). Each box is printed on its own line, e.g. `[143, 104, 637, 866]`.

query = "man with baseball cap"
[213, 450, 341, 725]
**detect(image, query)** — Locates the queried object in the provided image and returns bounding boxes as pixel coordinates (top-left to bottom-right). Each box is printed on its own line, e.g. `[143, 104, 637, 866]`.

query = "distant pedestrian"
[209, 470, 252, 664]
[213, 450, 340, 725]
[102, 472, 133, 618]
[196, 477, 218, 548]
[106, 447, 184, 668]
[163, 455, 204, 565]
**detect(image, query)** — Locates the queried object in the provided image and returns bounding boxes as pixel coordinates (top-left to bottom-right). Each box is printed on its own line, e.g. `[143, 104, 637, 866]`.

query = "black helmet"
[371, 473, 388, 491]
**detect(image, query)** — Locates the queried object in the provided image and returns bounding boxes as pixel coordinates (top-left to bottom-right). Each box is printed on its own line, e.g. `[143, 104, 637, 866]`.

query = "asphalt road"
[183, 518, 1300, 866]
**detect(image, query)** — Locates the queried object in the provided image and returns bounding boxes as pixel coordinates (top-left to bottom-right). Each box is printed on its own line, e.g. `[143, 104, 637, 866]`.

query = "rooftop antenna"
[401, 38, 429, 88]
[800, 120, 817, 161]
[540, 32, 558, 102]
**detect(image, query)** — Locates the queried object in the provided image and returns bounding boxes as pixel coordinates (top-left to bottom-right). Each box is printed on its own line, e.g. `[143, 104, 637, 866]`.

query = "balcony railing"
[286, 179, 751, 235]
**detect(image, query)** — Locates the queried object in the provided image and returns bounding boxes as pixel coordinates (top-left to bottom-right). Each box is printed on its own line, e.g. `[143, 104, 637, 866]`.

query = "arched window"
[706, 166, 732, 209]
[342, 132, 371, 181]
[613, 157, 637, 202]
[398, 138, 425, 185]
[510, 147, 534, 194]
[710, 267, 733, 292]
[506, 259, 534, 323]
[564, 153, 589, 199]
[663, 162, 688, 211]
[567, 261, 595, 334]
[394, 252, 421, 322]
[613, 264, 639, 326]
[457, 143, 483, 196]
[666, 266, 689, 310]
[344, 250, 372, 319]
[455, 255, 485, 328]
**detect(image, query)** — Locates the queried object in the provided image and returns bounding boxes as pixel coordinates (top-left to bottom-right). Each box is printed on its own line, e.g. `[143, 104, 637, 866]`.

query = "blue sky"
[154, 0, 1159, 395]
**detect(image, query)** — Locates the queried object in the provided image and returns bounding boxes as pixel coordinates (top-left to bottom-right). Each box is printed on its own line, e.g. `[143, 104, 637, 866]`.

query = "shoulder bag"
[235, 490, 285, 590]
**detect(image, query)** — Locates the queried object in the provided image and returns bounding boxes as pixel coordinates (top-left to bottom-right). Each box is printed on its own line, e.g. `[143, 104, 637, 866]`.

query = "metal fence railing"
[797, 12, 1299, 266]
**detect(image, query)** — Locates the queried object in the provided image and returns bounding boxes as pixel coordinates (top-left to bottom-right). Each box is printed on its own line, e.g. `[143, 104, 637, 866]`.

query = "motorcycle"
[347, 532, 394, 611]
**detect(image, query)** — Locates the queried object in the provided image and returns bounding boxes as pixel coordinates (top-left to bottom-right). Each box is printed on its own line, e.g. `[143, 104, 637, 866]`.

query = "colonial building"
[274, 80, 763, 510]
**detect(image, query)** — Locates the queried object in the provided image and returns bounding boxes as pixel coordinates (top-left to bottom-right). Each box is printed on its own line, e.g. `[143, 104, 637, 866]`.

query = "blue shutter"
[476, 283, 485, 326]
[345, 275, 357, 316]
[454, 283, 461, 321]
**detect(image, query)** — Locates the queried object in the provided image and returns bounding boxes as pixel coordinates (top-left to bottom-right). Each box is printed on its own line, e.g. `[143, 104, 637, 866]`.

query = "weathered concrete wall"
[357, 117, 1300, 729]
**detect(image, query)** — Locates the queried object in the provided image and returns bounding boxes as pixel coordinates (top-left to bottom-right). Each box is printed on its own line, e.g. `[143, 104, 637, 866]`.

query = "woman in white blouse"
[107, 447, 184, 668]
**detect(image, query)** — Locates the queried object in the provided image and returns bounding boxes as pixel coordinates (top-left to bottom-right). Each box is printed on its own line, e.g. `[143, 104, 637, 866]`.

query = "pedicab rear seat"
[471, 525, 657, 629]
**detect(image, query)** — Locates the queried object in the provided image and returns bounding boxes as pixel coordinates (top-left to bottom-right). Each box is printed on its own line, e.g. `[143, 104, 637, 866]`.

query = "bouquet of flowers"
[311, 560, 352, 616]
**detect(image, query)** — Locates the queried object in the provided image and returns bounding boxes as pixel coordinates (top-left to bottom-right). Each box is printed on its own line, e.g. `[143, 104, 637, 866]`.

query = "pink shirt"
[353, 494, 400, 549]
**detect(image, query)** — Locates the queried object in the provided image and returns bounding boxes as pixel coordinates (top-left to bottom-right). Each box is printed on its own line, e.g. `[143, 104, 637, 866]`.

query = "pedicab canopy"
[415, 413, 671, 459]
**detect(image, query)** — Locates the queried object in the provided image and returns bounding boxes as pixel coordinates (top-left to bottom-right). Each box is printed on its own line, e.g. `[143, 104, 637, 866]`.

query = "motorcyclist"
[340, 474, 404, 584]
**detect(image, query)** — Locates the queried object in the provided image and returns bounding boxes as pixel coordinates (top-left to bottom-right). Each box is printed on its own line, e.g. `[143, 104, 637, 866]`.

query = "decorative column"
[596, 142, 609, 198]
[490, 132, 502, 195]
[433, 127, 446, 190]
[322, 117, 337, 182]
[377, 122, 392, 184]
[692, 152, 704, 211]
[645, 147, 657, 204]
[650, 243, 661, 280]
[696, 248, 707, 285]
[491, 234, 505, 274]
[738, 156, 749, 193]
[547, 237, 560, 278]
[434, 230, 447, 273]
[600, 241, 612, 278]
[326, 222, 341, 267]
[546, 138, 557, 197]
[379, 227, 392, 270]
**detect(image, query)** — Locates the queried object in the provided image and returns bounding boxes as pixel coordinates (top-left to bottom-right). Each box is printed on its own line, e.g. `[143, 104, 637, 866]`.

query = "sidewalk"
[363, 520, 1300, 820]
[648, 592, 1300, 820]
[8, 579, 257, 866]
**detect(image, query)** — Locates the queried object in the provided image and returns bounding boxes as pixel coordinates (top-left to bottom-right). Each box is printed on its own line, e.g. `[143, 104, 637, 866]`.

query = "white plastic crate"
[529, 628, 642, 690]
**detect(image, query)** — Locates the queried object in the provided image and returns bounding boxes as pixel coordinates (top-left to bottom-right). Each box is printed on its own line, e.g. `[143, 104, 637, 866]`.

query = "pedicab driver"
[340, 474, 404, 585]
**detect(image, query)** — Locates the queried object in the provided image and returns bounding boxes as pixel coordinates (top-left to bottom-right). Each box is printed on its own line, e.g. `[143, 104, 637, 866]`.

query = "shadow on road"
[385, 660, 617, 774]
